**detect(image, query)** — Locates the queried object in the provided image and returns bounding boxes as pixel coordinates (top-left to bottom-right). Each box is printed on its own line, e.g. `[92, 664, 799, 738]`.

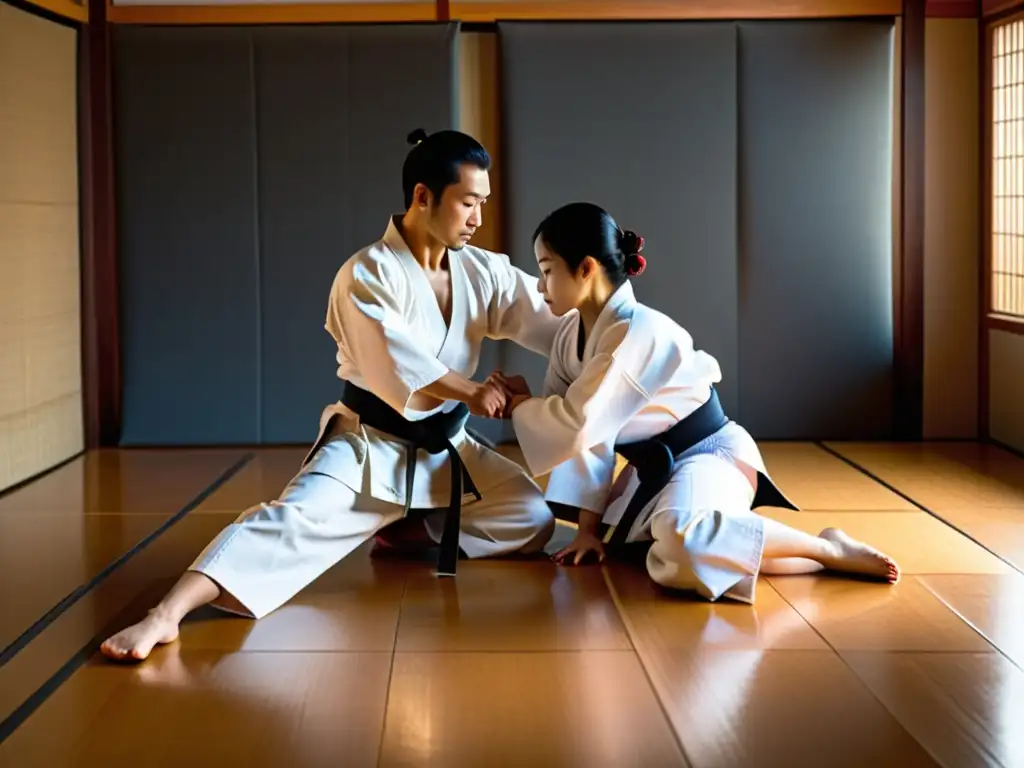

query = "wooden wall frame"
[7, 0, 88, 23]
[978, 3, 1024, 441]
[106, 1, 433, 25]
[893, 0, 926, 440]
[100, 0, 912, 25]
[449, 0, 902, 22]
[79, 0, 121, 449]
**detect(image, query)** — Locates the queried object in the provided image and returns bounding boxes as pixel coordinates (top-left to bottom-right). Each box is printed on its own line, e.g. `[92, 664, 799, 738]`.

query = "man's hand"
[467, 379, 508, 419]
[485, 370, 532, 418]
[487, 370, 531, 398]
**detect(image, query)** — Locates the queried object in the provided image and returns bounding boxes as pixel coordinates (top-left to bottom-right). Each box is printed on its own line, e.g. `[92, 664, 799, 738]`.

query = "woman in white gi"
[506, 202, 900, 603]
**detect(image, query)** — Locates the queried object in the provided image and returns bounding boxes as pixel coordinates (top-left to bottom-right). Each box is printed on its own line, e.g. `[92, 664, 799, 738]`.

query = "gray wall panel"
[114, 24, 458, 445]
[114, 28, 260, 445]
[497, 21, 739, 441]
[256, 23, 457, 443]
[737, 20, 895, 438]
[253, 28, 352, 445]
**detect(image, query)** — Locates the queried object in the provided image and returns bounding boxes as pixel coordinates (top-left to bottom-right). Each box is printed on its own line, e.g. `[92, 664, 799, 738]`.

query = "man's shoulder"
[334, 239, 401, 284]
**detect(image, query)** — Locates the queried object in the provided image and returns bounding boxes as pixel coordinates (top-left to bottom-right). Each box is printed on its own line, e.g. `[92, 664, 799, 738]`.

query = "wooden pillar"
[79, 0, 121, 448]
[896, 0, 926, 439]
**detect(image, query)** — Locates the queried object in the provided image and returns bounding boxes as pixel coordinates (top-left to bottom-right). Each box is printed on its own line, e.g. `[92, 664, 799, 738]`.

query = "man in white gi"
[101, 128, 560, 661]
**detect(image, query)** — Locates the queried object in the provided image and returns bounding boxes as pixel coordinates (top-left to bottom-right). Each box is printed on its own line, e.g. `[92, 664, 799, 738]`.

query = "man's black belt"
[607, 388, 799, 551]
[341, 382, 479, 576]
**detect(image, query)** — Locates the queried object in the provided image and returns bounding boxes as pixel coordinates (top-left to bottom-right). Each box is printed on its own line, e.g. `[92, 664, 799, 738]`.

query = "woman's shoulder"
[607, 301, 697, 365]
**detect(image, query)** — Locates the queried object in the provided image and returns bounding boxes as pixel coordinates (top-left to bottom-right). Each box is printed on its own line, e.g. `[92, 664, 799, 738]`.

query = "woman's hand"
[487, 370, 531, 397]
[553, 532, 606, 566]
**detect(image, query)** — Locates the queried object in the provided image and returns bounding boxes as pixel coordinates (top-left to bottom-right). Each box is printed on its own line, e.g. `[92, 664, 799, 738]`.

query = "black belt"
[341, 382, 479, 576]
[606, 388, 798, 551]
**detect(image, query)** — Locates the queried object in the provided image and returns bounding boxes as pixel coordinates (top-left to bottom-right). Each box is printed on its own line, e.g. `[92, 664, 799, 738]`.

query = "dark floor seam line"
[813, 441, 1024, 578]
[600, 568, 695, 767]
[914, 579, 1024, 675]
[988, 437, 1024, 462]
[0, 450, 85, 502]
[0, 451, 254, 745]
[375, 578, 408, 768]
[763, 575, 943, 765]
[0, 452, 255, 671]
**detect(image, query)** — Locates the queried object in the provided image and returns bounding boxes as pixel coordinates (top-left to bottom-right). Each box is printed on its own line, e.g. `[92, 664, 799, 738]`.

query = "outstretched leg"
[100, 441, 405, 662]
[758, 517, 899, 582]
[644, 454, 899, 604]
[732, 455, 899, 581]
[100, 571, 222, 661]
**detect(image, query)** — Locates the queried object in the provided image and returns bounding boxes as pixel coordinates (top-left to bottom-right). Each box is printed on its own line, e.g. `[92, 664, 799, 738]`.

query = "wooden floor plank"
[843, 651, 1024, 768]
[606, 565, 828, 651]
[0, 448, 250, 516]
[378, 651, 688, 766]
[640, 648, 941, 768]
[395, 560, 632, 652]
[822, 442, 1024, 572]
[0, 514, 192, 654]
[0, 648, 393, 768]
[918, 573, 1024, 670]
[768, 575, 997, 652]
[175, 540, 410, 653]
[194, 447, 308, 513]
[0, 513, 238, 726]
[757, 443, 916, 511]
[823, 441, 1024, 511]
[0, 450, 249, 655]
[759, 510, 1013, 574]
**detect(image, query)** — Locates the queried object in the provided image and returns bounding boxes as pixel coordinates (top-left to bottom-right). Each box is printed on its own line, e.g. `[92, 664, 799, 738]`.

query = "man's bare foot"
[371, 517, 437, 559]
[370, 534, 438, 560]
[819, 528, 900, 583]
[100, 610, 180, 662]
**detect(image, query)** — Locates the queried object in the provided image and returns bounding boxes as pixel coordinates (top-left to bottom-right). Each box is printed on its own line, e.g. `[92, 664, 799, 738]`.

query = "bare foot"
[100, 610, 180, 662]
[818, 528, 900, 583]
[370, 535, 438, 560]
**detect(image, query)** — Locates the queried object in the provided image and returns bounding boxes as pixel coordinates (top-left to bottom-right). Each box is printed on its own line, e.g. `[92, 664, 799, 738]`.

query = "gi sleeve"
[486, 252, 562, 357]
[543, 440, 618, 515]
[511, 322, 649, 477]
[541, 330, 573, 398]
[325, 258, 449, 418]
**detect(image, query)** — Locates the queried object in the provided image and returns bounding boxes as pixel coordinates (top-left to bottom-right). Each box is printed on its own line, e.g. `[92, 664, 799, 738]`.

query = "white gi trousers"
[612, 422, 767, 604]
[188, 434, 556, 620]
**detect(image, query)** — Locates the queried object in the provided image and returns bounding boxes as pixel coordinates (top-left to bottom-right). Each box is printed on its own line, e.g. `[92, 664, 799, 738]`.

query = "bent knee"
[519, 496, 555, 551]
[526, 497, 556, 534]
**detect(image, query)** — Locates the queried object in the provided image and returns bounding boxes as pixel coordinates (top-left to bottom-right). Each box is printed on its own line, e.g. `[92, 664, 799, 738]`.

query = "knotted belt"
[606, 388, 799, 553]
[341, 382, 480, 576]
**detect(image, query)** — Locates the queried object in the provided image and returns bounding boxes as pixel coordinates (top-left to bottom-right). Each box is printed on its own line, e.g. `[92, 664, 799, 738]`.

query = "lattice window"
[993, 19, 1024, 319]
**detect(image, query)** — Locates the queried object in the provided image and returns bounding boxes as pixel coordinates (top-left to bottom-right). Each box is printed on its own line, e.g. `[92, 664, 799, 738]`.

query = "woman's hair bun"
[407, 128, 429, 146]
[620, 230, 647, 277]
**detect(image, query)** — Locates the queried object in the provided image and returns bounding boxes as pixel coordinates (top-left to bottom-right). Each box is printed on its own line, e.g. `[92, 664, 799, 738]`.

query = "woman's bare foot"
[100, 609, 181, 662]
[818, 528, 900, 583]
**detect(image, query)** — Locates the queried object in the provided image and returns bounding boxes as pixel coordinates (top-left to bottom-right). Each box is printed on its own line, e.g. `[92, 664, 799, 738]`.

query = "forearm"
[576, 508, 601, 536]
[417, 369, 480, 404]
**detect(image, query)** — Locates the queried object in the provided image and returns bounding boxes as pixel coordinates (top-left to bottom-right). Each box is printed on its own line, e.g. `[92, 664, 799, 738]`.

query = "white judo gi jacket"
[304, 216, 561, 509]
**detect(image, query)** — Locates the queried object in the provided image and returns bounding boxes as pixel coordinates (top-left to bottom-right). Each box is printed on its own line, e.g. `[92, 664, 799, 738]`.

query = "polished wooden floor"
[0, 441, 1022, 766]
